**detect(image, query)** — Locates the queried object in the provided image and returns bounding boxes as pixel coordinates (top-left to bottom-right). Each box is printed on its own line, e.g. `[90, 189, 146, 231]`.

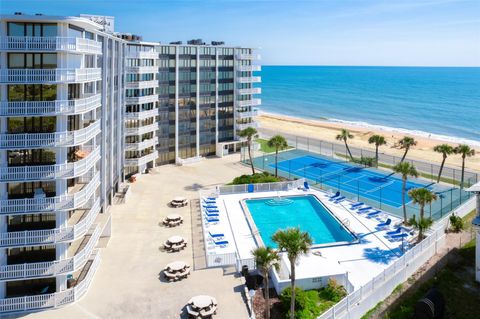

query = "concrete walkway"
[19, 156, 251, 319]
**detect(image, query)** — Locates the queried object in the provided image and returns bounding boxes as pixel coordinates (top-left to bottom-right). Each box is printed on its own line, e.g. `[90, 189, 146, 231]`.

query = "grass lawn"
[256, 138, 293, 154]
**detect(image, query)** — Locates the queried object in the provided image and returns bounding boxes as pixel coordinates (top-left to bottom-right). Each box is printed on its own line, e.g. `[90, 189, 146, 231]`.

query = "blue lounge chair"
[386, 227, 402, 236]
[247, 184, 254, 193]
[203, 204, 218, 208]
[209, 231, 225, 238]
[205, 217, 219, 223]
[204, 212, 219, 217]
[304, 181, 310, 190]
[212, 240, 229, 246]
[350, 202, 364, 208]
[329, 191, 341, 199]
[358, 206, 372, 212]
[203, 200, 216, 205]
[334, 196, 345, 203]
[366, 210, 381, 218]
[206, 208, 219, 212]
[207, 197, 217, 200]
[389, 233, 409, 241]
[376, 218, 392, 229]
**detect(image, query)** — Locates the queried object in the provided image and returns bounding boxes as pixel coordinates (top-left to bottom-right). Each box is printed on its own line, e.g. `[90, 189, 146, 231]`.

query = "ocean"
[259, 66, 480, 145]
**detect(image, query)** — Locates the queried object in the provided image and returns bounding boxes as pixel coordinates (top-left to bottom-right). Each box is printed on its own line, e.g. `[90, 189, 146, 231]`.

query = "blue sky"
[2, 0, 479, 66]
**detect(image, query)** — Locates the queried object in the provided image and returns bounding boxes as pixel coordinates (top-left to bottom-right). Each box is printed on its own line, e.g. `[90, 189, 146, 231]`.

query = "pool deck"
[219, 188, 409, 289]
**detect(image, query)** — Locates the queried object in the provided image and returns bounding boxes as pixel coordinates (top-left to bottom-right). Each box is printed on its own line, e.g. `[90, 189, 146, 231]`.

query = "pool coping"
[238, 192, 360, 250]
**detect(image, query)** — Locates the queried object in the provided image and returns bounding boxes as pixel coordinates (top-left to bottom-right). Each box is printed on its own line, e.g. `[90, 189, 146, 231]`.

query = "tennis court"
[271, 155, 432, 208]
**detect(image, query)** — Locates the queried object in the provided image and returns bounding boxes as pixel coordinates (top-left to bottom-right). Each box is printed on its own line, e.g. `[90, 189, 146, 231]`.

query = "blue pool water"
[271, 155, 430, 208]
[245, 195, 355, 247]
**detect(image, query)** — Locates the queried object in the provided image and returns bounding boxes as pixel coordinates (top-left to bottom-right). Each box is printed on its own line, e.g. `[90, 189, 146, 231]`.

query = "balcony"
[0, 36, 103, 55]
[0, 94, 101, 117]
[125, 80, 158, 89]
[125, 108, 159, 121]
[0, 249, 101, 314]
[126, 51, 158, 59]
[0, 146, 100, 182]
[125, 151, 159, 167]
[125, 66, 158, 74]
[0, 199, 101, 248]
[236, 87, 261, 95]
[0, 120, 100, 150]
[125, 122, 159, 136]
[237, 76, 261, 84]
[0, 68, 102, 84]
[0, 225, 100, 282]
[236, 122, 259, 131]
[125, 138, 158, 151]
[125, 95, 158, 105]
[236, 109, 259, 119]
[237, 98, 261, 107]
[0, 172, 100, 214]
[237, 65, 261, 72]
[236, 54, 261, 60]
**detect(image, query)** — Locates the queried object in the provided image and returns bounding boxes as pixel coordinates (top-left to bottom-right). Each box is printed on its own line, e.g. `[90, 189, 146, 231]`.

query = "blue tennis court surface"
[270, 155, 431, 208]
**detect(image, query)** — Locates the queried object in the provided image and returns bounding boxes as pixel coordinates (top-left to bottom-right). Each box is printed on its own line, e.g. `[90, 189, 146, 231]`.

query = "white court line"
[365, 180, 395, 194]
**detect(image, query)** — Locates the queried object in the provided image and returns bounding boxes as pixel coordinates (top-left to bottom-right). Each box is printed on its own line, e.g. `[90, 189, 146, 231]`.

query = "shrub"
[449, 213, 464, 232]
[355, 156, 376, 167]
[319, 279, 347, 302]
[280, 287, 321, 319]
[229, 172, 281, 185]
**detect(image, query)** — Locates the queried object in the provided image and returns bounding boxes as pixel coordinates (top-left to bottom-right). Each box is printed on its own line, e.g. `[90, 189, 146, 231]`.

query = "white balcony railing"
[0, 68, 102, 84]
[236, 109, 259, 119]
[125, 95, 158, 105]
[237, 98, 261, 107]
[126, 51, 158, 59]
[0, 36, 103, 55]
[125, 151, 159, 167]
[236, 122, 259, 131]
[0, 147, 100, 182]
[125, 80, 159, 89]
[125, 108, 159, 120]
[236, 87, 261, 95]
[0, 120, 100, 149]
[237, 76, 261, 84]
[125, 138, 158, 151]
[0, 225, 101, 281]
[237, 65, 261, 72]
[125, 66, 158, 73]
[0, 94, 101, 117]
[0, 198, 101, 248]
[0, 172, 100, 214]
[0, 249, 101, 313]
[124, 122, 159, 136]
[236, 54, 261, 60]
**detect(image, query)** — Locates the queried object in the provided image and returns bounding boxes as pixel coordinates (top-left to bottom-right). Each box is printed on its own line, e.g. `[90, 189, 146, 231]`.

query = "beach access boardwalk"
[9, 156, 251, 319]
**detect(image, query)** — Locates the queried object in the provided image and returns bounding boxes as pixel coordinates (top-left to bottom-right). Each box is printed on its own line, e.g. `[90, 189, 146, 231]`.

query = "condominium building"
[0, 13, 260, 314]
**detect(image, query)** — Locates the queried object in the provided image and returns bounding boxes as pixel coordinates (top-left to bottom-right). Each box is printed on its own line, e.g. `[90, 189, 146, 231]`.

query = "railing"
[206, 252, 238, 268]
[124, 151, 158, 167]
[316, 198, 475, 319]
[125, 95, 159, 104]
[237, 87, 262, 95]
[125, 80, 159, 89]
[0, 198, 101, 248]
[236, 54, 261, 60]
[126, 51, 158, 59]
[236, 122, 259, 131]
[0, 146, 100, 181]
[0, 120, 100, 149]
[0, 94, 101, 116]
[237, 65, 261, 72]
[124, 108, 159, 120]
[0, 225, 101, 281]
[0, 36, 103, 54]
[237, 76, 262, 83]
[237, 98, 261, 107]
[236, 110, 259, 119]
[217, 178, 305, 195]
[0, 249, 101, 313]
[124, 122, 159, 136]
[0, 172, 100, 214]
[125, 138, 158, 151]
[0, 68, 102, 84]
[125, 66, 158, 73]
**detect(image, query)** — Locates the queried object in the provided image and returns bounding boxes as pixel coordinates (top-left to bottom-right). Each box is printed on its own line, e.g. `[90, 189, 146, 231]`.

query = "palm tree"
[398, 136, 417, 162]
[251, 247, 280, 319]
[336, 129, 354, 161]
[408, 215, 433, 243]
[368, 134, 386, 167]
[238, 127, 258, 175]
[267, 135, 288, 177]
[454, 144, 475, 188]
[408, 188, 437, 240]
[393, 162, 418, 224]
[433, 144, 454, 183]
[272, 228, 312, 319]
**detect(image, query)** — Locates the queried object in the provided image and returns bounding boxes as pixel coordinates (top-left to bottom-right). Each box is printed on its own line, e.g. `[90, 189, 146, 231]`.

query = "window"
[7, 117, 56, 134]
[7, 22, 57, 37]
[8, 84, 57, 101]
[8, 53, 57, 69]
[8, 149, 56, 166]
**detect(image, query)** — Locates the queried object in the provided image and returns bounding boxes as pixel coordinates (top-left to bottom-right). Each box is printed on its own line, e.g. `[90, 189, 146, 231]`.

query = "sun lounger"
[203, 199, 216, 204]
[207, 197, 217, 200]
[205, 208, 219, 213]
[366, 210, 381, 218]
[358, 206, 372, 212]
[350, 202, 364, 208]
[329, 192, 341, 200]
[389, 233, 409, 241]
[333, 196, 345, 203]
[386, 227, 402, 236]
[304, 181, 310, 190]
[203, 205, 218, 208]
[376, 218, 392, 229]
[212, 240, 229, 247]
[205, 217, 220, 223]
[204, 212, 219, 217]
[209, 231, 225, 238]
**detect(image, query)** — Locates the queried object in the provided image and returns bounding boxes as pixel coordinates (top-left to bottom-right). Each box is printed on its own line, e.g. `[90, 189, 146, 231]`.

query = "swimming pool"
[271, 155, 431, 208]
[244, 195, 356, 247]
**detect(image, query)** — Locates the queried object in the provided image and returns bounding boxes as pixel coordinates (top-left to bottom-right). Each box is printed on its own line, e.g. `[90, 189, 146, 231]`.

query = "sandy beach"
[257, 112, 480, 172]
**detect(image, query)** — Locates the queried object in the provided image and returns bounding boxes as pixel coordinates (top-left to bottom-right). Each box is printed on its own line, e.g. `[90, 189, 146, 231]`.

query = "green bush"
[280, 287, 321, 319]
[449, 213, 464, 232]
[319, 279, 347, 302]
[229, 172, 281, 185]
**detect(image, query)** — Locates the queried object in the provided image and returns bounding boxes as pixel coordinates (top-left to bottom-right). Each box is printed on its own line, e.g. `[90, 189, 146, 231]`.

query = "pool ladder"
[341, 218, 350, 227]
